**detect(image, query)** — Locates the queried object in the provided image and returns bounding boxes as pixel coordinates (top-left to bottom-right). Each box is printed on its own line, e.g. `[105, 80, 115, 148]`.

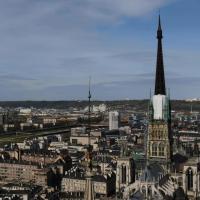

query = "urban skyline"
[0, 5, 199, 199]
[0, 0, 199, 100]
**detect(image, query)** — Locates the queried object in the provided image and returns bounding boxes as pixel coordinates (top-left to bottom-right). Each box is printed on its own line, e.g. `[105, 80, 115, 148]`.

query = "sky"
[0, 0, 199, 100]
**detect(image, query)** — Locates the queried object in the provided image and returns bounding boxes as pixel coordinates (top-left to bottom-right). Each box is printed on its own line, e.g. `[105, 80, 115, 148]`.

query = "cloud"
[0, 74, 36, 81]
[0, 0, 194, 100]
[80, 0, 171, 18]
[110, 51, 155, 62]
[61, 0, 176, 23]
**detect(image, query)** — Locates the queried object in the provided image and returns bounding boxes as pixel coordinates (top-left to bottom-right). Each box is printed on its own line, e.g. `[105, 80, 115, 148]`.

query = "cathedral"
[121, 16, 200, 200]
[59, 15, 200, 200]
[146, 15, 172, 171]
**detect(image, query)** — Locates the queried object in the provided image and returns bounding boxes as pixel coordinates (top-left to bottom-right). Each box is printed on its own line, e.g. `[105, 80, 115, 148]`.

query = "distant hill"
[0, 100, 199, 112]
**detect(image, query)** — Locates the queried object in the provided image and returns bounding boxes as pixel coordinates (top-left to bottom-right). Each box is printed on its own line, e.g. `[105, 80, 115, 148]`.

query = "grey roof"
[173, 187, 187, 200]
[131, 191, 144, 200]
[140, 162, 165, 182]
[172, 153, 188, 164]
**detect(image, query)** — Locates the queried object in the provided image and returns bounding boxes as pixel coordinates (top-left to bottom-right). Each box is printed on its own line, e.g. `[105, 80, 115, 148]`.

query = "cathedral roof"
[140, 162, 165, 182]
[172, 153, 188, 164]
[173, 187, 187, 200]
[130, 191, 144, 200]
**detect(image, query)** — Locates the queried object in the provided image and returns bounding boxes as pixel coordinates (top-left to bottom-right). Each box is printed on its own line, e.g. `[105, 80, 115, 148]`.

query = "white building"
[84, 104, 107, 113]
[19, 108, 32, 115]
[71, 127, 86, 136]
[109, 111, 119, 130]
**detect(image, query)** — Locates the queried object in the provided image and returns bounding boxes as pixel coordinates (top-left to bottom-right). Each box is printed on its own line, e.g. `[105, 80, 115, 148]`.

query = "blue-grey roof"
[140, 162, 165, 182]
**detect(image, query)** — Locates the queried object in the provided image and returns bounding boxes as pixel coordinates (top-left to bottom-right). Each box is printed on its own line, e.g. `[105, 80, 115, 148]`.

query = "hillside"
[0, 100, 199, 112]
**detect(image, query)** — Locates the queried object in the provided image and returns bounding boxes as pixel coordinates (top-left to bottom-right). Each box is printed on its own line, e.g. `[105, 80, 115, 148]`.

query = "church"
[120, 16, 200, 200]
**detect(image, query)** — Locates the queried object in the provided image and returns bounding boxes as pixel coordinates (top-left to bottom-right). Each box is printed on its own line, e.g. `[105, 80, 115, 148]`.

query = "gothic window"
[155, 130, 158, 139]
[160, 131, 163, 139]
[186, 168, 193, 191]
[152, 131, 156, 139]
[159, 143, 165, 156]
[158, 130, 161, 139]
[154, 130, 157, 139]
[142, 186, 146, 195]
[152, 143, 157, 156]
[121, 165, 126, 184]
[148, 186, 152, 196]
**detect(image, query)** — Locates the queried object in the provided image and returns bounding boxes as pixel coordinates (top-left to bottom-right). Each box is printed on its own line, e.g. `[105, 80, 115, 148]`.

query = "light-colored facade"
[0, 161, 48, 186]
[71, 127, 86, 136]
[21, 152, 64, 166]
[61, 177, 107, 195]
[116, 157, 135, 193]
[70, 135, 99, 146]
[109, 111, 119, 130]
[182, 159, 200, 199]
[147, 122, 171, 169]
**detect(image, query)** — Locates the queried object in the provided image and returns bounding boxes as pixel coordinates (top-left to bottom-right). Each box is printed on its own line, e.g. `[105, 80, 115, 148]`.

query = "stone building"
[0, 160, 48, 186]
[182, 158, 200, 199]
[116, 156, 135, 193]
[61, 166, 116, 198]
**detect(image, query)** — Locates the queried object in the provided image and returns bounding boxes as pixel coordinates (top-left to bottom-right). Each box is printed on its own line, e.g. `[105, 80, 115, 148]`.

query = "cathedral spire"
[155, 15, 166, 95]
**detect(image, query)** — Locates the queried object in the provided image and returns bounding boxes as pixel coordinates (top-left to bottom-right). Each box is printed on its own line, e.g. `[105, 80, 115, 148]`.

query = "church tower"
[147, 15, 172, 171]
[116, 142, 135, 194]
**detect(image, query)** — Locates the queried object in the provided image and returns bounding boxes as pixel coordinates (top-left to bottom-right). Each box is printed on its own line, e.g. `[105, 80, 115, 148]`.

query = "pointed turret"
[155, 15, 166, 95]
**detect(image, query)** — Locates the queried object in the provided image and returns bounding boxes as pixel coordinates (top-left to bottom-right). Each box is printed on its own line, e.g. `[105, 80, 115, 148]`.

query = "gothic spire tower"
[155, 15, 166, 95]
[147, 15, 172, 171]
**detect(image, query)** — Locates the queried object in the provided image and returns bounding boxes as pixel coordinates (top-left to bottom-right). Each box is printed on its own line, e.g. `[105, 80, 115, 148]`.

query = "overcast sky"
[0, 0, 199, 100]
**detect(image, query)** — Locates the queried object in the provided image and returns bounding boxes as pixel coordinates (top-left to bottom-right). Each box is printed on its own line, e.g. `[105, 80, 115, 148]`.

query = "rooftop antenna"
[87, 76, 93, 171]
[88, 76, 91, 147]
[84, 76, 95, 200]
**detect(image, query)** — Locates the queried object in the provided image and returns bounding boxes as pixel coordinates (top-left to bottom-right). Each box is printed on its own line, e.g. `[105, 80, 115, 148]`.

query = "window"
[186, 168, 193, 191]
[72, 139, 77, 145]
[159, 143, 165, 156]
[158, 130, 161, 140]
[121, 165, 127, 184]
[152, 143, 157, 156]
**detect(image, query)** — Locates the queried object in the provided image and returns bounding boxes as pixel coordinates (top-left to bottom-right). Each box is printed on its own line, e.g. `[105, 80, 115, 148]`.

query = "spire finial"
[158, 14, 161, 28]
[168, 88, 170, 98]
[150, 88, 152, 99]
[157, 14, 163, 39]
